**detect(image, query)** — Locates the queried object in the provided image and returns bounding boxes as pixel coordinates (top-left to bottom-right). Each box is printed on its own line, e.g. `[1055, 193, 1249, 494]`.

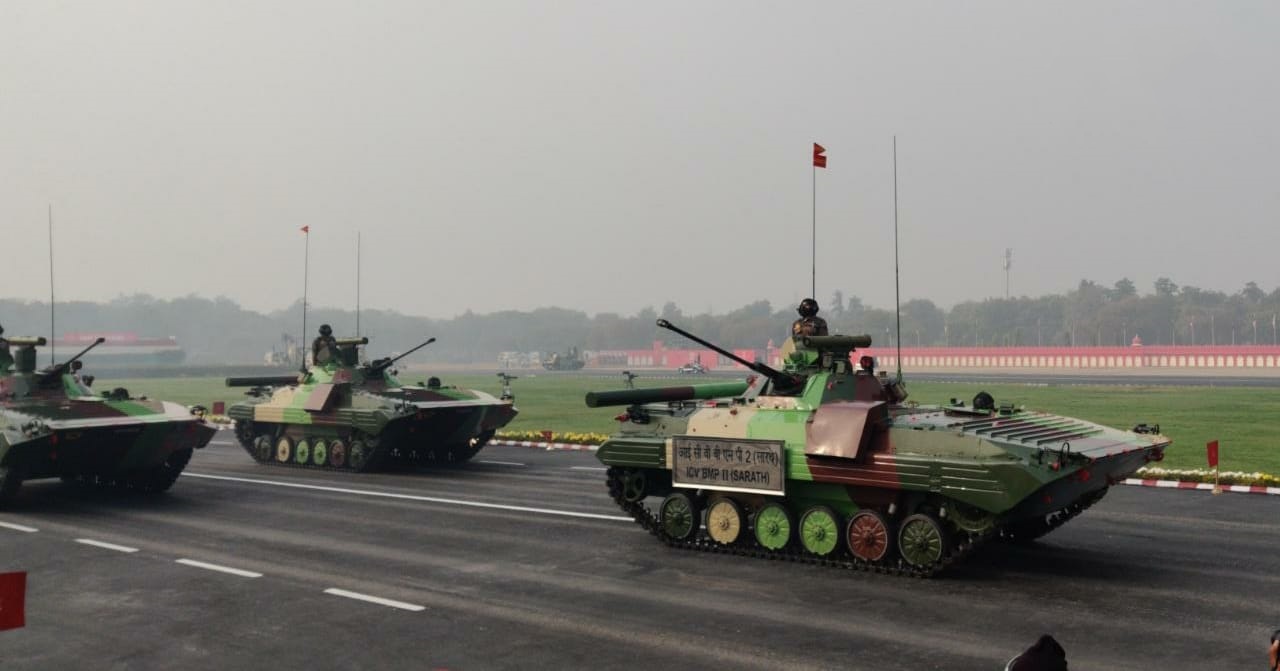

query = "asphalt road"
[1, 437, 1276, 670]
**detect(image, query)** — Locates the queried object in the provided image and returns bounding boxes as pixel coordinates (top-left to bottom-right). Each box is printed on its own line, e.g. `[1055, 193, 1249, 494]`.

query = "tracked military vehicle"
[0, 334, 215, 505]
[589, 320, 1170, 577]
[542, 347, 585, 371]
[227, 335, 517, 471]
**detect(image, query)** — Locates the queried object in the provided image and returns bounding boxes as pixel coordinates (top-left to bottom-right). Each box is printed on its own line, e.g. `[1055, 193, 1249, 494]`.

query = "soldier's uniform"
[0, 325, 11, 373]
[312, 324, 338, 365]
[790, 298, 829, 338]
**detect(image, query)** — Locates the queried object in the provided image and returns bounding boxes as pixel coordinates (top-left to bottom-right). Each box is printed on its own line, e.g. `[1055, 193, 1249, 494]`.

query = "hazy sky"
[3, 1, 1277, 319]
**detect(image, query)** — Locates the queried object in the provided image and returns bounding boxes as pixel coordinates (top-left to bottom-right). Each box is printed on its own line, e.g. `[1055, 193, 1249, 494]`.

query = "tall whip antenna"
[301, 226, 310, 372]
[356, 231, 361, 337]
[893, 137, 902, 382]
[48, 204, 56, 365]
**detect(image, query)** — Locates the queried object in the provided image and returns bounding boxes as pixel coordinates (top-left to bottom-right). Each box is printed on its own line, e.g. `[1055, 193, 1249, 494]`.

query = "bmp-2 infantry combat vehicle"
[0, 334, 215, 505]
[588, 320, 1170, 577]
[227, 335, 517, 471]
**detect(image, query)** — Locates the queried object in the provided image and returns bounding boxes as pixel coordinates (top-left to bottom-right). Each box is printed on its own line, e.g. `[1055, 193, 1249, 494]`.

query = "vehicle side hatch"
[805, 400, 888, 461]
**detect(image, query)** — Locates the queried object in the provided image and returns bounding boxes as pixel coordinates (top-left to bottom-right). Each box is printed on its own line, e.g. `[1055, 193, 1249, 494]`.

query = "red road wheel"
[328, 439, 347, 468]
[846, 509, 894, 562]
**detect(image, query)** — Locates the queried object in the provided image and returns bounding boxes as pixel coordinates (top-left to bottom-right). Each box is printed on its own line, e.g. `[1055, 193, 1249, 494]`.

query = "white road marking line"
[75, 538, 139, 553]
[0, 520, 38, 533]
[324, 588, 425, 612]
[569, 466, 607, 472]
[475, 460, 526, 467]
[183, 472, 632, 522]
[175, 558, 263, 578]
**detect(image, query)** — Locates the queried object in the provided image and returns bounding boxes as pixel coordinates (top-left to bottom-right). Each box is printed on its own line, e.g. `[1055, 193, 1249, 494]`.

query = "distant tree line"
[3, 277, 1278, 365]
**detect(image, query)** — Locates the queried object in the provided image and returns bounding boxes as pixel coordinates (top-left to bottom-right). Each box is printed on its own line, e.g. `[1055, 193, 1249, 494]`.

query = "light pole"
[1211, 313, 1216, 346]
[1190, 319, 1196, 345]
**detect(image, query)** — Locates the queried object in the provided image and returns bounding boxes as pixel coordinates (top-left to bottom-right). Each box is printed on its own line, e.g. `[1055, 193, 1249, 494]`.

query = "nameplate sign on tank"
[671, 436, 786, 495]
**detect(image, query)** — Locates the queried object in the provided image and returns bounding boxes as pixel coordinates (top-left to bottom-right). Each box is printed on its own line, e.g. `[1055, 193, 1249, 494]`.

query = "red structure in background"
[590, 341, 1280, 372]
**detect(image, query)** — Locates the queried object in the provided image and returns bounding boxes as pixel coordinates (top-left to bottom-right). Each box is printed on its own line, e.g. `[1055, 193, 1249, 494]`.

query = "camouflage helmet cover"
[798, 298, 820, 318]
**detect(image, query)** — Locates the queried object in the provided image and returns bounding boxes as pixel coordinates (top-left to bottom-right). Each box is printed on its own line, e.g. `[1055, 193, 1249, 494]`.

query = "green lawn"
[99, 373, 1280, 475]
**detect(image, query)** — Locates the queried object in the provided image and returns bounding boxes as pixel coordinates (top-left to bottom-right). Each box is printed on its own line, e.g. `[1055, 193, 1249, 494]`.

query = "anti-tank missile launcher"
[591, 320, 1170, 577]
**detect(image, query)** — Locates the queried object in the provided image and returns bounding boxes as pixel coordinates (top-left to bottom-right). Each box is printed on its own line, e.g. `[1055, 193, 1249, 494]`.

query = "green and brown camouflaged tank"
[590, 320, 1170, 577]
[0, 335, 215, 505]
[227, 336, 517, 471]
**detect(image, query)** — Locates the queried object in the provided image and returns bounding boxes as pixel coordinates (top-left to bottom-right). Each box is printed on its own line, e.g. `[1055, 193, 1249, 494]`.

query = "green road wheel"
[799, 506, 841, 557]
[348, 440, 370, 471]
[275, 437, 293, 463]
[659, 492, 699, 541]
[295, 439, 311, 465]
[947, 502, 995, 534]
[847, 509, 893, 562]
[620, 470, 647, 502]
[311, 439, 328, 467]
[898, 513, 948, 568]
[328, 439, 347, 468]
[753, 502, 793, 551]
[705, 498, 744, 545]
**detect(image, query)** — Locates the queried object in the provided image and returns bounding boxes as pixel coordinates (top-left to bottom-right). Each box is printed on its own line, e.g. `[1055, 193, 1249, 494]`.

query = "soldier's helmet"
[797, 298, 820, 318]
[319, 324, 333, 336]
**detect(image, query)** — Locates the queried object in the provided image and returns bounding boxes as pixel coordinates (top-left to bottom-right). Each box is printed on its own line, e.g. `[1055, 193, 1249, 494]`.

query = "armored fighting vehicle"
[0, 335, 215, 505]
[542, 347, 585, 371]
[227, 335, 517, 471]
[589, 320, 1170, 577]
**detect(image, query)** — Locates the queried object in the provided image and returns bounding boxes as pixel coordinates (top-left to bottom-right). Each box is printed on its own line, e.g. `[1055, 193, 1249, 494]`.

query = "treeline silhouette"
[3, 277, 1278, 365]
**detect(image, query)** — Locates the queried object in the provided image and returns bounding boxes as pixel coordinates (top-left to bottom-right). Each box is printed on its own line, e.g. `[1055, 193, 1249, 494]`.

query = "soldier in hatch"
[791, 298, 829, 338]
[312, 324, 338, 365]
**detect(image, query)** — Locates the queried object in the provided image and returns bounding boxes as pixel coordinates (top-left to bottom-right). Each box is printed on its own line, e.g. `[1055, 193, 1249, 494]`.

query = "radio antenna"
[893, 137, 903, 382]
[48, 204, 56, 365]
[356, 231, 361, 337]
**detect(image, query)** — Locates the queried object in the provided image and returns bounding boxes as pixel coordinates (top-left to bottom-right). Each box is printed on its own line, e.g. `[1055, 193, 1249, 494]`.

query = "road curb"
[1121, 478, 1280, 495]
[491, 440, 599, 452]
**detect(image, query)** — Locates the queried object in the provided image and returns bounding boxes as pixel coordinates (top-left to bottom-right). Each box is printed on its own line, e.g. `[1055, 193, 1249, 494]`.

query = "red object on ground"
[1207, 440, 1219, 468]
[0, 571, 26, 631]
[812, 143, 827, 168]
[212, 401, 225, 415]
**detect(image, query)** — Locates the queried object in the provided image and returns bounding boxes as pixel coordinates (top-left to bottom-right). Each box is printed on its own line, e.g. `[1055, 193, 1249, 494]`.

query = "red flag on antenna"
[813, 143, 827, 168]
[0, 571, 26, 631]
[1206, 440, 1219, 468]
[300, 225, 310, 233]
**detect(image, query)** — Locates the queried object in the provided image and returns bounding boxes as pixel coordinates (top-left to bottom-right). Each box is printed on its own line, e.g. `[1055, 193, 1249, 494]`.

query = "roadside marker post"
[0, 571, 27, 631]
[1207, 440, 1222, 496]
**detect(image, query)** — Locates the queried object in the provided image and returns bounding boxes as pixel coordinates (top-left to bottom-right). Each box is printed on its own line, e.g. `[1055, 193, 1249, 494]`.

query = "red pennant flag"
[1206, 440, 1219, 468]
[812, 143, 827, 168]
[0, 571, 26, 631]
[300, 225, 310, 233]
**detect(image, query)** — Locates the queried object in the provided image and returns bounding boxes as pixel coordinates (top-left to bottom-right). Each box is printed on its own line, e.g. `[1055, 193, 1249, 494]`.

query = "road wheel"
[348, 440, 371, 471]
[328, 439, 347, 468]
[753, 502, 793, 551]
[620, 469, 647, 502]
[254, 435, 274, 462]
[799, 506, 841, 557]
[294, 438, 311, 465]
[311, 439, 328, 467]
[898, 513, 949, 568]
[0, 465, 23, 505]
[705, 498, 745, 545]
[274, 436, 293, 463]
[659, 492, 699, 541]
[847, 509, 894, 562]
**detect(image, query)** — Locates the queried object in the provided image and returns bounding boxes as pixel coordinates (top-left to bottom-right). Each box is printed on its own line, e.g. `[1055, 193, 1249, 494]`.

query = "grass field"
[99, 373, 1280, 475]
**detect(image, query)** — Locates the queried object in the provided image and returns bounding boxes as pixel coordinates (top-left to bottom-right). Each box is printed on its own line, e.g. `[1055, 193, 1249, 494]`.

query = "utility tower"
[1003, 248, 1013, 299]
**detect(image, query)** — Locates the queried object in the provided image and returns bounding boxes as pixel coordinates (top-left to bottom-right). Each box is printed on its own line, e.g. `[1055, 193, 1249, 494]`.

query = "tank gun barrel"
[226, 375, 300, 388]
[335, 337, 369, 347]
[41, 337, 105, 374]
[655, 319, 801, 391]
[586, 381, 749, 408]
[371, 336, 436, 372]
